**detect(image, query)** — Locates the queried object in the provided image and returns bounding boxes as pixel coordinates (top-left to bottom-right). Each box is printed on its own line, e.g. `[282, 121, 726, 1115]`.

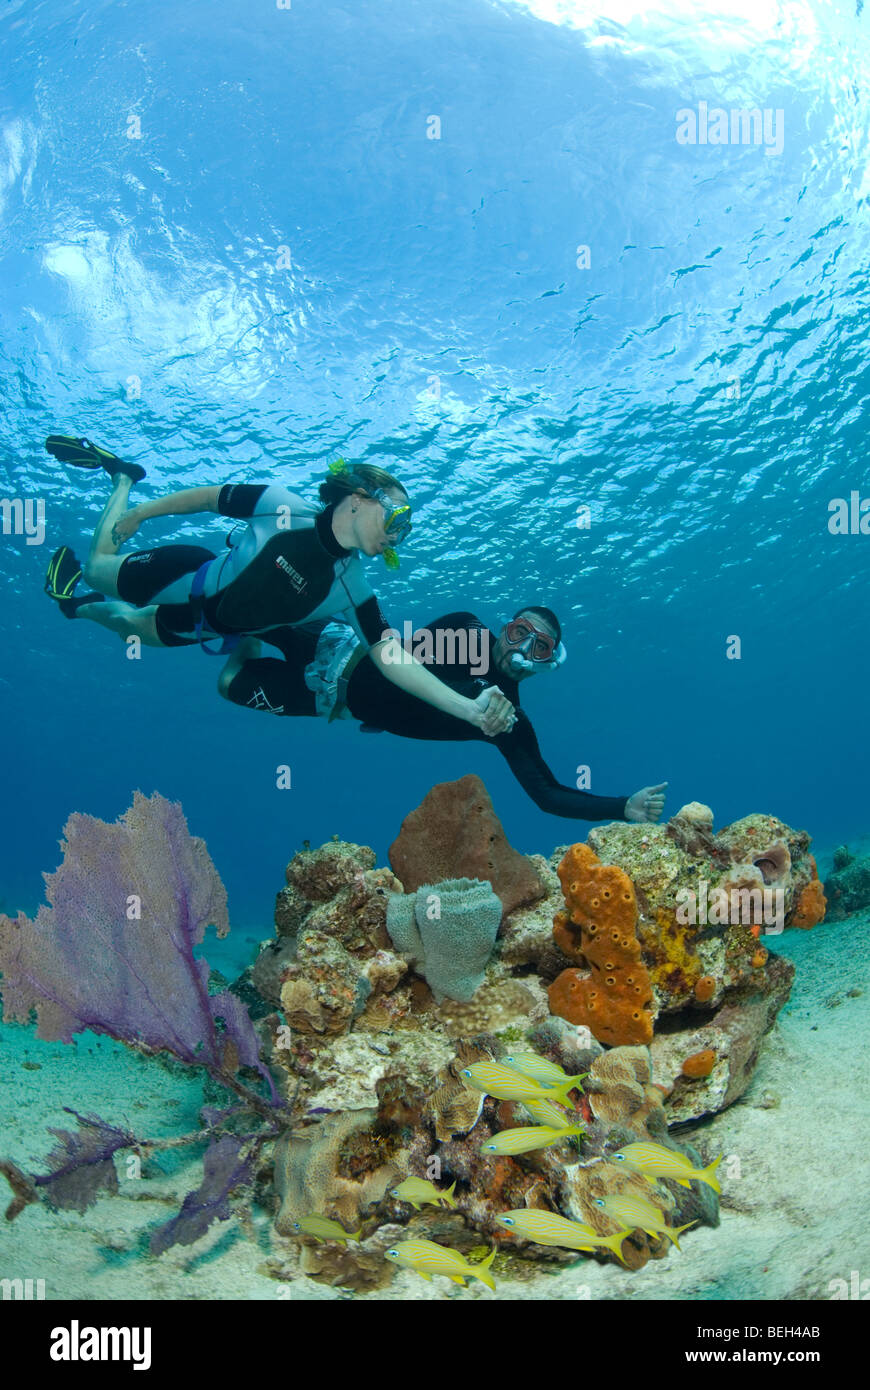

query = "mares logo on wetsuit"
[275, 554, 307, 594]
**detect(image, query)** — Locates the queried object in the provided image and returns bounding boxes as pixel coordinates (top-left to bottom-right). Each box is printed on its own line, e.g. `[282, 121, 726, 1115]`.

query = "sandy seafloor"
[1, 879, 868, 1302]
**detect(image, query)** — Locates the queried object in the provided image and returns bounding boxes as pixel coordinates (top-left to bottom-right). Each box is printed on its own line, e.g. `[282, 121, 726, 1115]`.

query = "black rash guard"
[231, 610, 629, 822]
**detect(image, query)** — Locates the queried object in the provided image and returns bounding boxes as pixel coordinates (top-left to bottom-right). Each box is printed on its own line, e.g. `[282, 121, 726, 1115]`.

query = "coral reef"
[1, 782, 829, 1291]
[388, 774, 547, 914]
[575, 806, 822, 1019]
[824, 845, 870, 920]
[386, 877, 502, 1002]
[648, 953, 795, 1121]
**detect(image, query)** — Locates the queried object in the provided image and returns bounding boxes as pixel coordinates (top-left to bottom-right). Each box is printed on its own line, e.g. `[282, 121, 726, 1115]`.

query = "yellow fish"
[292, 1216, 361, 1243]
[505, 1051, 587, 1090]
[495, 1209, 630, 1262]
[522, 1097, 574, 1127]
[390, 1177, 458, 1210]
[611, 1142, 722, 1194]
[481, 1125, 584, 1156]
[461, 1061, 584, 1108]
[384, 1239, 497, 1290]
[594, 1194, 696, 1250]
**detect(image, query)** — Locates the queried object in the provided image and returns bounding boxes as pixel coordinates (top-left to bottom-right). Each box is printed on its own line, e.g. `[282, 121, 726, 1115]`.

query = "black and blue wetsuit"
[114, 483, 389, 647]
[226, 610, 629, 822]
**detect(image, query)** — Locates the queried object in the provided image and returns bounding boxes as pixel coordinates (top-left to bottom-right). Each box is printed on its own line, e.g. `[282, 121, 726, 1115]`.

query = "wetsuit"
[115, 484, 389, 647]
[227, 610, 629, 821]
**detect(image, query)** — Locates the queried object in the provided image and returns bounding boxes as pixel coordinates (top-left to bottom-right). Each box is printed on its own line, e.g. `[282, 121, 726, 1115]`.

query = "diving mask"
[503, 618, 567, 673]
[369, 486, 413, 545]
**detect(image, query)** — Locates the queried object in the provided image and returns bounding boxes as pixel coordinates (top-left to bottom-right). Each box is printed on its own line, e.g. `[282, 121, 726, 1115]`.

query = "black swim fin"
[44, 545, 82, 600]
[44, 548, 105, 618]
[45, 434, 146, 483]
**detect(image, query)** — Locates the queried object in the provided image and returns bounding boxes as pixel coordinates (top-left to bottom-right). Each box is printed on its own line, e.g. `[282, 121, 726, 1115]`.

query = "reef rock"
[269, 861, 406, 1036]
[499, 855, 573, 975]
[388, 774, 546, 915]
[824, 845, 870, 921]
[649, 953, 796, 1121]
[275, 839, 377, 939]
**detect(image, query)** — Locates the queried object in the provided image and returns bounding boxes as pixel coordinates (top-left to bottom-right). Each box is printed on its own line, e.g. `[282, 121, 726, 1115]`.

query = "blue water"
[2, 0, 869, 953]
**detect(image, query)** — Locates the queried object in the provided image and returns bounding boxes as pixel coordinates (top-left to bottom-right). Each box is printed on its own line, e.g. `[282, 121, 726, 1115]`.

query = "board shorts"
[303, 622, 365, 720]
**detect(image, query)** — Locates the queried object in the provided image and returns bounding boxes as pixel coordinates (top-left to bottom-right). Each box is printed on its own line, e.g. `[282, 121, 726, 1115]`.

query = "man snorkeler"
[217, 605, 667, 823]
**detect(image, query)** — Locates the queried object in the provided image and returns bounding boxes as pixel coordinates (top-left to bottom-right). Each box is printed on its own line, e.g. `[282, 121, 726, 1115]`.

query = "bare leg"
[82, 474, 134, 597]
[76, 600, 164, 647]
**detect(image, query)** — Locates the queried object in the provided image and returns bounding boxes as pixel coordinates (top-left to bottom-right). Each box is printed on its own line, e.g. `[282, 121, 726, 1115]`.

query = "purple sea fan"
[148, 1134, 256, 1256]
[33, 1109, 138, 1214]
[0, 791, 279, 1103]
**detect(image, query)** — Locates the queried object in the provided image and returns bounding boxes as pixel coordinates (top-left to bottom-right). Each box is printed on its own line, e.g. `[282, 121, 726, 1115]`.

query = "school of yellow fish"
[291, 1049, 720, 1291]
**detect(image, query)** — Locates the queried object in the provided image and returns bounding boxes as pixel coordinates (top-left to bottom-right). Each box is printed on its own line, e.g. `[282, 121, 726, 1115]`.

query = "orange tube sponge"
[790, 879, 827, 930]
[682, 1049, 716, 1079]
[548, 844, 653, 1046]
[693, 975, 716, 1003]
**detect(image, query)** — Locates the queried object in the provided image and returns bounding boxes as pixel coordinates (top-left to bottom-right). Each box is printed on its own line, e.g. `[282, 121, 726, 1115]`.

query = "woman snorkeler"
[42, 434, 513, 738]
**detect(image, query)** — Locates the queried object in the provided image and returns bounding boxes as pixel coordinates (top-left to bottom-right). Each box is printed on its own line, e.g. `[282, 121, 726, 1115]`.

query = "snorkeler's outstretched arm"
[111, 486, 224, 543]
[496, 712, 638, 821]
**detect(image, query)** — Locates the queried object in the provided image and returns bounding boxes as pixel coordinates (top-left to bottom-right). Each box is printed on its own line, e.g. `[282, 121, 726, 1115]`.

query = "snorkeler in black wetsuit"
[218, 606, 668, 824]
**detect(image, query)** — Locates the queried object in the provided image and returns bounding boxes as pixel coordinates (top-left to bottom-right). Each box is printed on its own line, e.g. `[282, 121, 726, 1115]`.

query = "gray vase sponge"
[386, 876, 503, 1003]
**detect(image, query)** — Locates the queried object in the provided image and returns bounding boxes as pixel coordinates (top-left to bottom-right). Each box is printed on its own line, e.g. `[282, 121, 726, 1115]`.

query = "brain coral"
[548, 844, 654, 1046]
